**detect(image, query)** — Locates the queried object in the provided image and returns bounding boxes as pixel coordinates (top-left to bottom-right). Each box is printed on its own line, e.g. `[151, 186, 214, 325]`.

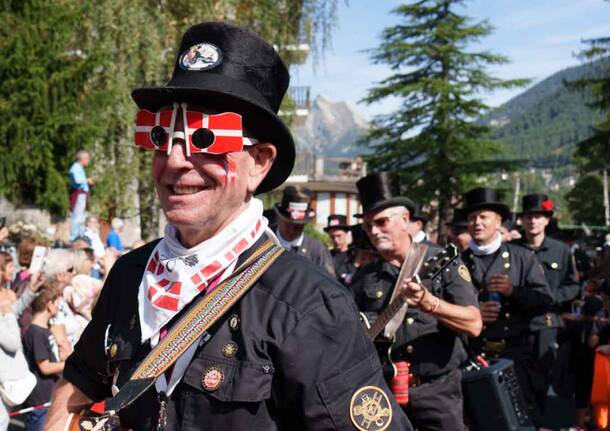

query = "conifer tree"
[566, 38, 610, 227]
[362, 0, 528, 234]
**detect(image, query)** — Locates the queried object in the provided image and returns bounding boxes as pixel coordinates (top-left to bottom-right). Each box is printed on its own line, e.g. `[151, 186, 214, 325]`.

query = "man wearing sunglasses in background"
[350, 171, 481, 431]
[46, 23, 412, 431]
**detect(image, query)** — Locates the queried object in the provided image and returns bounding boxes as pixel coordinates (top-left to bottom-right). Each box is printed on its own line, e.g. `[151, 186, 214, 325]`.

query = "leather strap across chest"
[104, 240, 283, 413]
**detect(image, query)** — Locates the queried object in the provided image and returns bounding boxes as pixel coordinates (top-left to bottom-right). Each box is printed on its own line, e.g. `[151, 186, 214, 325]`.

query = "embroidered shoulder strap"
[104, 239, 283, 413]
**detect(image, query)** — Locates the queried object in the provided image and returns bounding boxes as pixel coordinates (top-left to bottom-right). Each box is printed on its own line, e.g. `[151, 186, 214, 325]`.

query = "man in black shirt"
[351, 172, 481, 431]
[324, 215, 356, 285]
[461, 187, 552, 427]
[513, 193, 580, 419]
[46, 22, 411, 431]
[274, 186, 335, 276]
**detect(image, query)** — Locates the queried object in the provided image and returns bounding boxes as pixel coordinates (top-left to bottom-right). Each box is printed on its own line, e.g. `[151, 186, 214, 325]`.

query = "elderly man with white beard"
[350, 172, 481, 431]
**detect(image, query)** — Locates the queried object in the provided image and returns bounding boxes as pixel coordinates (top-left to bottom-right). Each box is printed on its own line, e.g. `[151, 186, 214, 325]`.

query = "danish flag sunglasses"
[134, 102, 258, 156]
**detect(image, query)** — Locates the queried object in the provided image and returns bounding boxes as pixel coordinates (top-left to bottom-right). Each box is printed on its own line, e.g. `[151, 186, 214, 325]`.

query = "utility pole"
[512, 174, 520, 214]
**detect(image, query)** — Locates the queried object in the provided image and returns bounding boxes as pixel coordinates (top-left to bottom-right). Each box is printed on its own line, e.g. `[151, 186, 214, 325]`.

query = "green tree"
[566, 37, 610, 227]
[361, 0, 528, 235]
[0, 0, 103, 214]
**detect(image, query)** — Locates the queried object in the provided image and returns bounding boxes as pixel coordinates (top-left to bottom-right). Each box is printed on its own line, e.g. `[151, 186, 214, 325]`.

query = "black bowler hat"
[355, 172, 415, 217]
[463, 187, 510, 220]
[410, 203, 429, 224]
[274, 186, 315, 225]
[324, 215, 350, 232]
[131, 22, 295, 193]
[521, 193, 555, 216]
[446, 208, 468, 229]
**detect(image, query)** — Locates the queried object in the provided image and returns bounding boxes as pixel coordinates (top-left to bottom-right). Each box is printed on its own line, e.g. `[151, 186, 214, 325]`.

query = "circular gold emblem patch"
[350, 386, 392, 431]
[222, 342, 238, 358]
[457, 265, 472, 283]
[201, 367, 224, 391]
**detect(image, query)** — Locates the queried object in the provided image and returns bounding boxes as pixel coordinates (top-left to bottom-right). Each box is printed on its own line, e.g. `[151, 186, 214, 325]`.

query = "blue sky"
[291, 0, 610, 120]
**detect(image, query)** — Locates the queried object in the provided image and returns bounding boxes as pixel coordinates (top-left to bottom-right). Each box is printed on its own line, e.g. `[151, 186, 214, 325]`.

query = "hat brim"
[354, 197, 416, 218]
[323, 224, 350, 232]
[464, 203, 511, 220]
[273, 203, 314, 225]
[131, 85, 294, 194]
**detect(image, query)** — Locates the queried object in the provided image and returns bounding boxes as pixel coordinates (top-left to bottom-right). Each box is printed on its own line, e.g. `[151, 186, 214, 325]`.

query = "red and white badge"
[202, 367, 224, 391]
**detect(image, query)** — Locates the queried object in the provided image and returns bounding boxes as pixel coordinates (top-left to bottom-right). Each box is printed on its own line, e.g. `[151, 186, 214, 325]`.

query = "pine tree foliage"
[565, 35, 610, 226]
[361, 0, 528, 232]
[0, 0, 337, 239]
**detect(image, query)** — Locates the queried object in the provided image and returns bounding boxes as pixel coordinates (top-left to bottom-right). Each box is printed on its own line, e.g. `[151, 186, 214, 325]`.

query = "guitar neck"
[365, 296, 405, 340]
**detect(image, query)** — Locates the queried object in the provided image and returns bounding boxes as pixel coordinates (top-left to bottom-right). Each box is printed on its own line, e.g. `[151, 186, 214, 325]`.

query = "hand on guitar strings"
[398, 278, 430, 308]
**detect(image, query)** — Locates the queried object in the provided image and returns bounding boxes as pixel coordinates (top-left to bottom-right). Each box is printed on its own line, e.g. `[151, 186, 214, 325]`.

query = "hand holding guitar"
[398, 278, 427, 307]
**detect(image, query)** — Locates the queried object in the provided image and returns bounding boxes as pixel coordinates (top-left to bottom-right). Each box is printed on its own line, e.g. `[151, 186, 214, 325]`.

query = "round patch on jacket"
[179, 43, 222, 71]
[350, 386, 392, 431]
[201, 367, 224, 391]
[457, 265, 472, 283]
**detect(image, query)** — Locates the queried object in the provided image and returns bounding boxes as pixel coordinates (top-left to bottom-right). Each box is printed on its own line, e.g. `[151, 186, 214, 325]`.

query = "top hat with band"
[463, 187, 511, 220]
[131, 22, 294, 193]
[274, 186, 315, 225]
[355, 172, 415, 217]
[324, 215, 350, 232]
[520, 193, 555, 216]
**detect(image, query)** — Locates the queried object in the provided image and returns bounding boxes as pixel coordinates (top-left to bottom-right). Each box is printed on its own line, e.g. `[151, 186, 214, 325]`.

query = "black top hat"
[463, 187, 510, 220]
[131, 22, 295, 194]
[355, 172, 415, 217]
[446, 208, 468, 229]
[324, 215, 350, 232]
[521, 193, 554, 216]
[274, 186, 315, 225]
[350, 224, 376, 252]
[410, 203, 429, 224]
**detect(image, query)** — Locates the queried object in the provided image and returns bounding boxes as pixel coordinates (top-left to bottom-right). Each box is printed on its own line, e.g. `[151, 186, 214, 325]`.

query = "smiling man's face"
[151, 105, 274, 247]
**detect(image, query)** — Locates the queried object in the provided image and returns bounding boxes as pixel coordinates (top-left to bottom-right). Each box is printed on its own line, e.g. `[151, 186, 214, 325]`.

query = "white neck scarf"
[469, 232, 503, 256]
[275, 227, 304, 250]
[137, 198, 267, 342]
[412, 230, 427, 244]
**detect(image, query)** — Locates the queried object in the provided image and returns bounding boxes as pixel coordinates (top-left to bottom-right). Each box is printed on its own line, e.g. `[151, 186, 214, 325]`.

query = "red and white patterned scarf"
[137, 198, 267, 342]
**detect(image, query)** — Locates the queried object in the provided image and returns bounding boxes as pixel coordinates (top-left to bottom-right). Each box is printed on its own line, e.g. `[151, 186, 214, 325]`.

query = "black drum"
[462, 358, 535, 431]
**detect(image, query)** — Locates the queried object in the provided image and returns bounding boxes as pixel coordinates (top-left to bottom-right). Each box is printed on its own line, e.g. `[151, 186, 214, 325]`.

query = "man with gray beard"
[350, 172, 481, 431]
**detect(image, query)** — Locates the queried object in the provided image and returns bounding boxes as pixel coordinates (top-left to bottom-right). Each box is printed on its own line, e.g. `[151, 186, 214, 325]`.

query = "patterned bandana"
[137, 198, 266, 342]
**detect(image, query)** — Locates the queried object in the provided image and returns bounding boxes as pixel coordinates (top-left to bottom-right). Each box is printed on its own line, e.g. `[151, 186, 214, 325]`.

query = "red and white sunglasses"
[134, 102, 258, 156]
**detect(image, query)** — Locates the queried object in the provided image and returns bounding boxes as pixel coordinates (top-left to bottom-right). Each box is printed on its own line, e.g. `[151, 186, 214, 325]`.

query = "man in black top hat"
[47, 23, 412, 431]
[324, 215, 356, 285]
[407, 203, 436, 246]
[274, 186, 335, 276]
[350, 172, 481, 431]
[460, 187, 552, 427]
[512, 193, 579, 420]
[446, 208, 471, 252]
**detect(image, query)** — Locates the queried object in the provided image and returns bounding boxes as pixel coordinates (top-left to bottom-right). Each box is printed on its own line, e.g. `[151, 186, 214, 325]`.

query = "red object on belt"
[392, 361, 410, 406]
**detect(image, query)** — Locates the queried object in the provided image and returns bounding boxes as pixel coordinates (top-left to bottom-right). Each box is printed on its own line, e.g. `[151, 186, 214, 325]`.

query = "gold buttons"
[406, 345, 414, 354]
[406, 318, 414, 325]
[109, 343, 118, 359]
[228, 314, 240, 332]
[222, 342, 238, 358]
[504, 326, 509, 331]
[504, 263, 510, 269]
[502, 251, 509, 259]
[551, 262, 558, 269]
[504, 312, 510, 319]
[375, 291, 383, 299]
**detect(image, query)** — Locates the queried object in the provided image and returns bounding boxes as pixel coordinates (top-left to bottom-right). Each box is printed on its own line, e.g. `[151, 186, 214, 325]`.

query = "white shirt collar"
[275, 227, 304, 250]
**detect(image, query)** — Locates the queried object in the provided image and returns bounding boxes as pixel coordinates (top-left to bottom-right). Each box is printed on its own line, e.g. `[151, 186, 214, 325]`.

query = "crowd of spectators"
[0, 217, 137, 431]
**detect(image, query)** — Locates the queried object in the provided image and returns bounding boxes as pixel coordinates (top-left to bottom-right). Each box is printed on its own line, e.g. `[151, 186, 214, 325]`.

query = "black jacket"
[462, 242, 552, 340]
[63, 236, 412, 430]
[350, 246, 478, 378]
[512, 236, 580, 330]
